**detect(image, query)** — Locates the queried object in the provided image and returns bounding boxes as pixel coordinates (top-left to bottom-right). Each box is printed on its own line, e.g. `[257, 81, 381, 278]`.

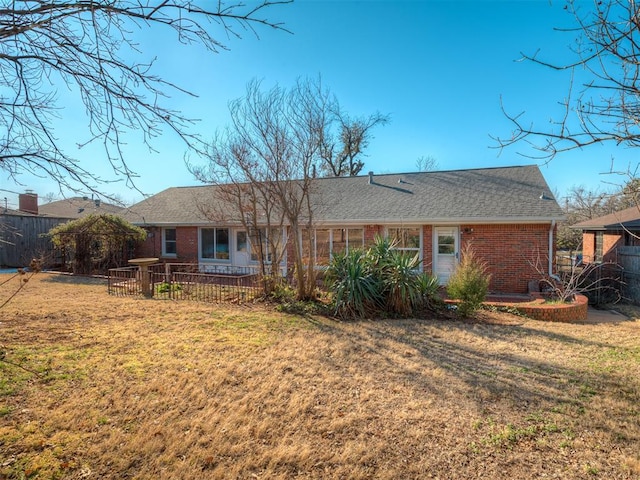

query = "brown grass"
[1, 272, 640, 479]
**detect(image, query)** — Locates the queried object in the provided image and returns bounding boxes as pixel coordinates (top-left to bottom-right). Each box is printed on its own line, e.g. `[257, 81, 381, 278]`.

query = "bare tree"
[194, 136, 287, 294]
[494, 0, 640, 163]
[319, 111, 389, 177]
[0, 1, 290, 196]
[415, 155, 438, 172]
[192, 78, 335, 300]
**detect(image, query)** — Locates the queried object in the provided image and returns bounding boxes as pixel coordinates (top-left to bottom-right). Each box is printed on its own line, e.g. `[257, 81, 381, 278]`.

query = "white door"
[235, 230, 250, 268]
[434, 227, 459, 285]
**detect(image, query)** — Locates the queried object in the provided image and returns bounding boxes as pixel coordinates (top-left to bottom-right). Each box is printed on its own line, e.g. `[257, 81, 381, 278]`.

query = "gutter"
[549, 220, 556, 277]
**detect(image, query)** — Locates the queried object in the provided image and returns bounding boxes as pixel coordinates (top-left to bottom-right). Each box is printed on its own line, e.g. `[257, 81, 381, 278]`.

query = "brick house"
[572, 206, 640, 264]
[121, 165, 564, 294]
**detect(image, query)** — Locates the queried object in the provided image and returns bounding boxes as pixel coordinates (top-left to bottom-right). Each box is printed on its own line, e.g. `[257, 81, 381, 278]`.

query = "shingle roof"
[572, 206, 640, 231]
[39, 197, 124, 219]
[121, 165, 564, 226]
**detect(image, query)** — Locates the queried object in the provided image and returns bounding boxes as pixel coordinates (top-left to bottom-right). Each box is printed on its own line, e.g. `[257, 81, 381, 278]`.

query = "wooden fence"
[0, 213, 69, 267]
[618, 246, 640, 305]
[108, 263, 262, 303]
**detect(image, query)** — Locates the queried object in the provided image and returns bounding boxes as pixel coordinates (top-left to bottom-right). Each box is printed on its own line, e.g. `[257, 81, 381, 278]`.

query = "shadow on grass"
[309, 316, 636, 419]
[41, 272, 108, 286]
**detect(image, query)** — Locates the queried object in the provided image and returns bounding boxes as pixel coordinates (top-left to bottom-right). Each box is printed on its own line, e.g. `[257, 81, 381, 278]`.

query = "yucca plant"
[326, 235, 442, 319]
[380, 249, 422, 316]
[325, 249, 382, 319]
[415, 272, 442, 310]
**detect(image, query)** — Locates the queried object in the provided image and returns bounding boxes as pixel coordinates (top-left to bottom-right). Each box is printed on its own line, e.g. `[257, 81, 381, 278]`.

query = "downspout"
[548, 220, 558, 279]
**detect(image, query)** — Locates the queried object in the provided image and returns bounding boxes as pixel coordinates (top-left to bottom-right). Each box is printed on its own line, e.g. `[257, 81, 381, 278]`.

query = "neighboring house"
[572, 206, 640, 263]
[1, 193, 64, 267]
[0, 193, 124, 267]
[39, 196, 124, 219]
[121, 165, 564, 294]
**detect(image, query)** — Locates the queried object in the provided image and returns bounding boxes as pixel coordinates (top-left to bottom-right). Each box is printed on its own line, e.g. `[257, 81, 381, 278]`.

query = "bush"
[325, 249, 382, 319]
[415, 272, 442, 309]
[446, 246, 491, 317]
[325, 235, 441, 319]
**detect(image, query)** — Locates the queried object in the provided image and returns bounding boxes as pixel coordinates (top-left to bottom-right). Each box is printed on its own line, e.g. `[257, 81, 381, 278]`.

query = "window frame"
[162, 227, 177, 257]
[248, 227, 286, 264]
[199, 227, 231, 262]
[302, 227, 365, 267]
[387, 226, 422, 255]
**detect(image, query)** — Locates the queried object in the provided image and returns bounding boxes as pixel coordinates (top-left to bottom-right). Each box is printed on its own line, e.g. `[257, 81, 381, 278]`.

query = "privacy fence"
[618, 246, 640, 305]
[108, 263, 263, 303]
[556, 249, 638, 305]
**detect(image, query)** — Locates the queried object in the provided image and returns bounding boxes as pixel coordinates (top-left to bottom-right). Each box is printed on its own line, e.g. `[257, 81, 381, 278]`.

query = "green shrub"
[325, 248, 382, 319]
[155, 282, 182, 294]
[415, 272, 442, 309]
[380, 249, 422, 316]
[325, 235, 441, 319]
[446, 245, 491, 317]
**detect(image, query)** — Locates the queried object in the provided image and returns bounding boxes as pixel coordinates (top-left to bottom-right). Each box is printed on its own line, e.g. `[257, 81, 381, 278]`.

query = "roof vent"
[368, 171, 374, 184]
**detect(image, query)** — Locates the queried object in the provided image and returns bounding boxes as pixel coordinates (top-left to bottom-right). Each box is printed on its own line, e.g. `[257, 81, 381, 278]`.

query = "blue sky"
[3, 0, 637, 209]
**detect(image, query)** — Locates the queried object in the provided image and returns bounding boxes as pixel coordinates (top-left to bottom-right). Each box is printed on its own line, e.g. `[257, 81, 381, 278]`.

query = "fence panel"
[108, 266, 143, 297]
[618, 246, 640, 304]
[109, 263, 261, 304]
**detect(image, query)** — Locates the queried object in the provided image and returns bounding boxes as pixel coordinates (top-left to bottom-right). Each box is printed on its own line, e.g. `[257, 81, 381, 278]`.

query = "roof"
[572, 206, 640, 231]
[120, 165, 565, 226]
[39, 197, 124, 219]
[1, 208, 38, 217]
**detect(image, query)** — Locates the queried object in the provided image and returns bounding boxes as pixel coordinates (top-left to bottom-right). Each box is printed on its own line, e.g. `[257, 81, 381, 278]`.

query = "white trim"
[198, 226, 232, 263]
[135, 218, 563, 228]
[161, 227, 177, 258]
[384, 225, 423, 271]
[433, 226, 460, 285]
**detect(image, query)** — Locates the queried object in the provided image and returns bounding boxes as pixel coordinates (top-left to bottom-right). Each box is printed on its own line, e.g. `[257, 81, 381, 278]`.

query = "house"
[572, 206, 640, 263]
[121, 165, 565, 294]
[38, 196, 124, 219]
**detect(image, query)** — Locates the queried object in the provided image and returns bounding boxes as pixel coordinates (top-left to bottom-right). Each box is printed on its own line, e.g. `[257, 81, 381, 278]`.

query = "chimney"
[19, 191, 38, 215]
[368, 171, 374, 185]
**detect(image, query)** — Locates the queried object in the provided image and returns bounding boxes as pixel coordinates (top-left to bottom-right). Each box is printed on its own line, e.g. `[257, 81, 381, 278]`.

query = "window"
[388, 227, 421, 254]
[249, 228, 283, 263]
[162, 228, 177, 256]
[315, 229, 331, 265]
[237, 231, 248, 253]
[304, 227, 365, 266]
[437, 234, 455, 255]
[201, 228, 230, 260]
[332, 228, 364, 255]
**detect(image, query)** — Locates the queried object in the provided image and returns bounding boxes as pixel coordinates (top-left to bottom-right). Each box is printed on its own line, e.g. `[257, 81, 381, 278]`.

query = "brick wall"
[135, 222, 557, 295]
[136, 227, 161, 258]
[364, 225, 383, 244]
[582, 232, 595, 262]
[512, 294, 589, 322]
[458, 223, 555, 294]
[136, 226, 199, 262]
[603, 232, 623, 263]
[422, 225, 433, 271]
[176, 227, 199, 262]
[581, 231, 623, 263]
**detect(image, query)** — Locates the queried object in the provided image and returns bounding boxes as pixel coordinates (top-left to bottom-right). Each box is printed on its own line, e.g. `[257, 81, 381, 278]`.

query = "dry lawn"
[1, 273, 640, 479]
